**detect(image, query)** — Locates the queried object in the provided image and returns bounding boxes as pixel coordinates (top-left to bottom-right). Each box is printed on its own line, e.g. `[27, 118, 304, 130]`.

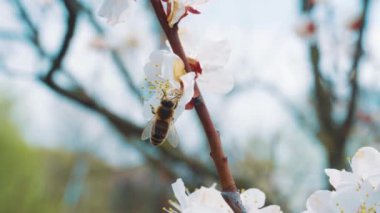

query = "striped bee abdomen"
[151, 119, 169, 146]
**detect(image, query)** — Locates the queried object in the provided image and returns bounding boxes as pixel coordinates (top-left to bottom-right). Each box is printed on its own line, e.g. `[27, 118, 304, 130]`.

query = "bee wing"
[166, 122, 180, 148]
[141, 119, 154, 141]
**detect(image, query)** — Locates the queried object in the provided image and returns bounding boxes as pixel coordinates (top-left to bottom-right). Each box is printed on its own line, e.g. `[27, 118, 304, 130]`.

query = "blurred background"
[0, 0, 380, 212]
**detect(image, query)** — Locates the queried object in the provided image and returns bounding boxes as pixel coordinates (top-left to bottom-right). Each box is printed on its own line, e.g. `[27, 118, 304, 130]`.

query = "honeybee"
[141, 91, 181, 147]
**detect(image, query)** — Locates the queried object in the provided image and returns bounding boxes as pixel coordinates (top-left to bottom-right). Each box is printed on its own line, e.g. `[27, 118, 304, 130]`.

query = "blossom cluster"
[303, 147, 380, 213]
[165, 178, 282, 213]
[99, 0, 208, 27]
[98, 0, 233, 136]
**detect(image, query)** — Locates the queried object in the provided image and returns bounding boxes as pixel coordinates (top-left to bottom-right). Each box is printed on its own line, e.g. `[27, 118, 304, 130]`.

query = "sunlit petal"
[240, 188, 266, 210]
[198, 71, 234, 94]
[98, 0, 130, 25]
[305, 190, 334, 213]
[351, 147, 380, 183]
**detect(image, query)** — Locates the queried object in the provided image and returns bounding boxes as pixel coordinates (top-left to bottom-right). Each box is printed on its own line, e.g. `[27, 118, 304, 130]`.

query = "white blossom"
[303, 146, 380, 213]
[165, 178, 282, 213]
[172, 29, 234, 94]
[165, 0, 209, 27]
[143, 50, 195, 120]
[98, 0, 132, 25]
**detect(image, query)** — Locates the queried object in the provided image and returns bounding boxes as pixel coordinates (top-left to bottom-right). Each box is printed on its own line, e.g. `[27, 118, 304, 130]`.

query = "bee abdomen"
[151, 119, 169, 146]
[151, 137, 163, 146]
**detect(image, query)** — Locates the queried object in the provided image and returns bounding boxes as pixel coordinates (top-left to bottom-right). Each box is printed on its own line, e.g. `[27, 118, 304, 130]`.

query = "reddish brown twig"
[150, 0, 245, 212]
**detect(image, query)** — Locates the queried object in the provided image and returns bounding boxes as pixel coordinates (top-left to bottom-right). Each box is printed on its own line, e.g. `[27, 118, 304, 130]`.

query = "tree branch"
[150, 1, 245, 212]
[12, 0, 47, 57]
[341, 0, 371, 136]
[44, 0, 79, 81]
[10, 0, 200, 182]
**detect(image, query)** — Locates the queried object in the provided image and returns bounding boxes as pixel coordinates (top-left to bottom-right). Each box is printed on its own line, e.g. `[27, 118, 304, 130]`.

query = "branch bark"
[341, 0, 370, 136]
[10, 0, 216, 186]
[44, 0, 79, 81]
[150, 1, 245, 212]
[300, 0, 371, 170]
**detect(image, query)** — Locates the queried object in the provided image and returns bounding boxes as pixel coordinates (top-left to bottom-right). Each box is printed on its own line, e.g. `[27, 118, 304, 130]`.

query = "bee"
[141, 91, 181, 147]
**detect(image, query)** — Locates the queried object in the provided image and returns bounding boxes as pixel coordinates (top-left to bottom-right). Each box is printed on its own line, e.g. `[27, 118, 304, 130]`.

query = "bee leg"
[150, 105, 156, 114]
[162, 89, 167, 98]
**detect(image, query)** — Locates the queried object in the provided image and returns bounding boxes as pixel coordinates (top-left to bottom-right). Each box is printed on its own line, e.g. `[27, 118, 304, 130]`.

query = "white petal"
[188, 186, 228, 209]
[351, 147, 380, 181]
[172, 178, 190, 209]
[98, 0, 130, 25]
[305, 190, 334, 213]
[144, 50, 167, 81]
[179, 72, 196, 104]
[161, 52, 184, 86]
[182, 205, 226, 213]
[167, 1, 187, 27]
[144, 50, 181, 92]
[240, 188, 266, 210]
[177, 29, 201, 58]
[197, 39, 231, 70]
[357, 180, 380, 210]
[331, 187, 361, 212]
[188, 0, 209, 6]
[325, 169, 360, 190]
[198, 70, 234, 94]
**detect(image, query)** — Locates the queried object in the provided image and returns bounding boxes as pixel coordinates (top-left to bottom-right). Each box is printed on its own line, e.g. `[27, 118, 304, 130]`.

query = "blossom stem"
[150, 0, 246, 212]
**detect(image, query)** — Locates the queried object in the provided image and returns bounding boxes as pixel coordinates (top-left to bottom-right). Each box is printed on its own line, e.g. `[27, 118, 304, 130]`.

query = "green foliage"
[0, 101, 57, 212]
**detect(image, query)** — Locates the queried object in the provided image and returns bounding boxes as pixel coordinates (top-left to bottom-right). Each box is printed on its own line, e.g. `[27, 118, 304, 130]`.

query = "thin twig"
[149, 0, 245, 212]
[44, 0, 79, 81]
[81, 5, 143, 98]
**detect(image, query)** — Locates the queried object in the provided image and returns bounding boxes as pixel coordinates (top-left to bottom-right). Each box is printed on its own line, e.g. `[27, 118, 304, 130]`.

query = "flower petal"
[182, 205, 226, 213]
[351, 147, 380, 183]
[197, 70, 234, 94]
[331, 187, 361, 212]
[324, 169, 360, 190]
[172, 178, 190, 209]
[240, 188, 266, 210]
[357, 180, 380, 210]
[98, 0, 130, 25]
[167, 0, 187, 27]
[305, 190, 334, 213]
[188, 185, 229, 210]
[197, 38, 231, 70]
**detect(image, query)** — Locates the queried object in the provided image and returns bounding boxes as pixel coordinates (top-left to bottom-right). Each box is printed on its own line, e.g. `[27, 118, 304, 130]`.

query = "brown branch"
[341, 0, 371, 136]
[150, 1, 245, 212]
[12, 0, 46, 57]
[44, 0, 79, 81]
[309, 44, 335, 134]
[14, 0, 221, 187]
[8, 0, 253, 207]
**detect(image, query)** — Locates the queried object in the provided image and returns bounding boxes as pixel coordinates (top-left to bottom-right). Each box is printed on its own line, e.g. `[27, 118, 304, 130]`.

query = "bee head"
[161, 99, 175, 108]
